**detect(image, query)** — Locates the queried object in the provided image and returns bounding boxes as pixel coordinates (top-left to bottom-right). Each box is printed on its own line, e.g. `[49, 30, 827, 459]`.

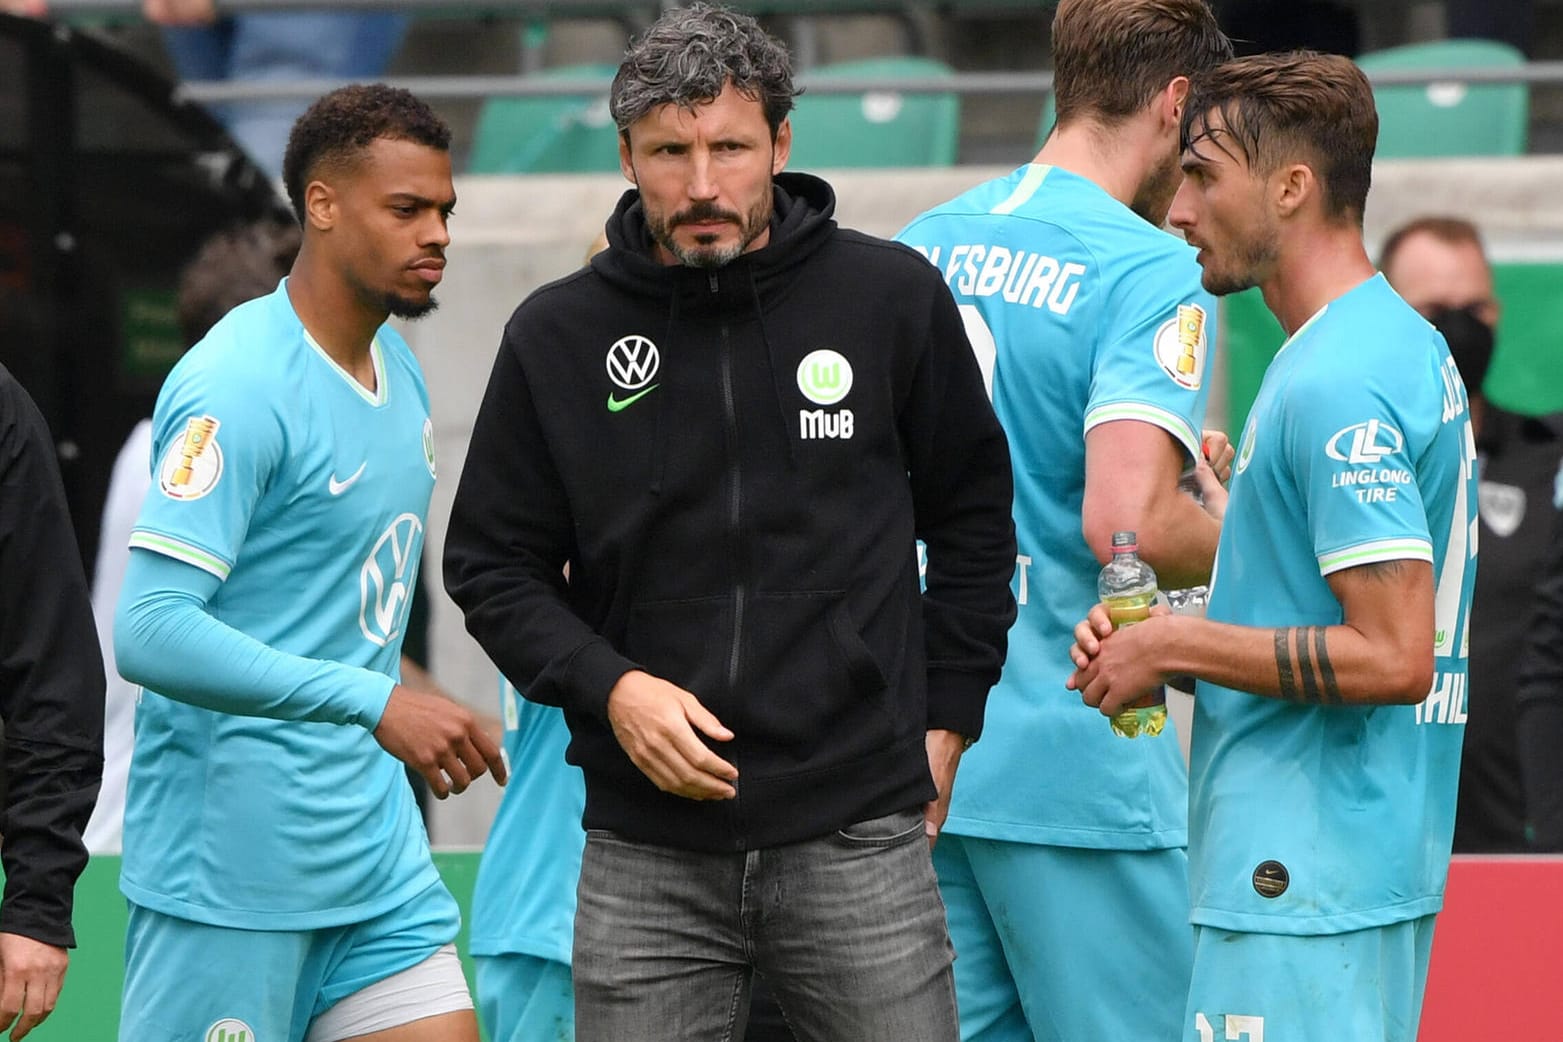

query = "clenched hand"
[374, 684, 508, 798]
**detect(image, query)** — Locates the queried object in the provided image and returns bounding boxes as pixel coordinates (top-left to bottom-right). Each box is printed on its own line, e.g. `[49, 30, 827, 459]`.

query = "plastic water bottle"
[1097, 531, 1166, 739]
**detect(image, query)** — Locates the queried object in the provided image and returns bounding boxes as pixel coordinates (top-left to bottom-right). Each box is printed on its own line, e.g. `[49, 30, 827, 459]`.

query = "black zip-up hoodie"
[445, 173, 1017, 851]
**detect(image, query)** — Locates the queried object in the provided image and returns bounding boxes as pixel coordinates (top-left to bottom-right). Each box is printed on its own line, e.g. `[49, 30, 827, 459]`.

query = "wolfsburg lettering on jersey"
[909, 244, 1087, 315]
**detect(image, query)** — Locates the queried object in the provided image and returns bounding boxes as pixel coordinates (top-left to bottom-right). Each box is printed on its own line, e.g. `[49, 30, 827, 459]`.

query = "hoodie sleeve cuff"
[565, 638, 641, 724]
[925, 668, 992, 742]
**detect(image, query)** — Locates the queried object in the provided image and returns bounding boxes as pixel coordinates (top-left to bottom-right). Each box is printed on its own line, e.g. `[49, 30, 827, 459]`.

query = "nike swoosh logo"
[328, 462, 367, 495]
[607, 385, 659, 412]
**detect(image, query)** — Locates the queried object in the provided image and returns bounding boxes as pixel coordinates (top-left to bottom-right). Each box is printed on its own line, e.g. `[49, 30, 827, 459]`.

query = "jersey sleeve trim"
[1317, 537, 1434, 576]
[1083, 402, 1200, 461]
[128, 531, 232, 580]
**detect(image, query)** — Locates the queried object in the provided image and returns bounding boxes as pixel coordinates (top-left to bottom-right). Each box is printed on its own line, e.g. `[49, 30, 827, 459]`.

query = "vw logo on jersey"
[360, 512, 424, 648]
[1325, 419, 1404, 465]
[606, 335, 660, 391]
[797, 349, 853, 405]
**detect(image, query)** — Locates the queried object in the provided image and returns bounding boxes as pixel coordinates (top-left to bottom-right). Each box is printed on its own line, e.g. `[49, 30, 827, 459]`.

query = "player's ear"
[1273, 162, 1314, 220]
[1162, 77, 1190, 131]
[304, 180, 337, 232]
[618, 131, 637, 186]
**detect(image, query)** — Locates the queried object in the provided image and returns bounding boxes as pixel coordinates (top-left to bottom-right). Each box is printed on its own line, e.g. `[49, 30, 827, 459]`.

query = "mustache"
[671, 202, 742, 227]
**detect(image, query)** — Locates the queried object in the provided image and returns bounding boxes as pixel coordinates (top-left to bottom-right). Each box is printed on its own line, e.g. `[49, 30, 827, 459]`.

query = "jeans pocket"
[834, 807, 926, 848]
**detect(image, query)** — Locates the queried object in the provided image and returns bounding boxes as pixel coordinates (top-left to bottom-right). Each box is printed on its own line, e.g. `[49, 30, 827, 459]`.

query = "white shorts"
[306, 943, 474, 1042]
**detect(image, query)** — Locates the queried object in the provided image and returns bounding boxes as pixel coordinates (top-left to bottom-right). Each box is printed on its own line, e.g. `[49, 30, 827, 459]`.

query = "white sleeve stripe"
[128, 532, 232, 580]
[1083, 403, 1201, 461]
[1317, 538, 1434, 576]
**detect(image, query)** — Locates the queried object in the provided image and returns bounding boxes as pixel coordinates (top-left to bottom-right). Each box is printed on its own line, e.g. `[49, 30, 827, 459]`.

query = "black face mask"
[1428, 304, 1496, 395]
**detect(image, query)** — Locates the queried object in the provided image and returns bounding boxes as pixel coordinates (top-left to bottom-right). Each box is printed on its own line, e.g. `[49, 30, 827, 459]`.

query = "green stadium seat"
[788, 56, 960, 168]
[469, 62, 622, 174]
[1485, 263, 1563, 416]
[1356, 40, 1528, 158]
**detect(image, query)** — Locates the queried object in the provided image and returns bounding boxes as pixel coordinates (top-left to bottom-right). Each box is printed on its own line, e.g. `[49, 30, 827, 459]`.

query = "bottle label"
[1107, 602, 1151, 628]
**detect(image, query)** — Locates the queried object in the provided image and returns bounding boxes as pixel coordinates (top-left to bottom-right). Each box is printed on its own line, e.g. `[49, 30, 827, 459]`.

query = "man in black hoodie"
[444, 5, 1017, 1040]
[0, 365, 104, 1040]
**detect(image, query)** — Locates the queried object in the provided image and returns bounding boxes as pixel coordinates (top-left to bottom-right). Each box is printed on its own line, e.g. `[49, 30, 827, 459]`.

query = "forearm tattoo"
[1274, 626, 1342, 703]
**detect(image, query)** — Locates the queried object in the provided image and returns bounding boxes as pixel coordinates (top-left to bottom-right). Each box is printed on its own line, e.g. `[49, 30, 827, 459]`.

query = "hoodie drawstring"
[747, 268, 799, 468]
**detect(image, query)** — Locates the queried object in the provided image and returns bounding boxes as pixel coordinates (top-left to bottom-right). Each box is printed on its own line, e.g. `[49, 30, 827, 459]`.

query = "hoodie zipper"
[714, 270, 746, 846]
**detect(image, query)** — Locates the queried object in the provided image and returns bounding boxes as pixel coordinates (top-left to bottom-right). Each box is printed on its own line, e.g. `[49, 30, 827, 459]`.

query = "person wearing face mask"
[1381, 215, 1563, 852]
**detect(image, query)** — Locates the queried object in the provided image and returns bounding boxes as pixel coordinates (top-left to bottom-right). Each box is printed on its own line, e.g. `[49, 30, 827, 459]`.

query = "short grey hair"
[610, 3, 799, 139]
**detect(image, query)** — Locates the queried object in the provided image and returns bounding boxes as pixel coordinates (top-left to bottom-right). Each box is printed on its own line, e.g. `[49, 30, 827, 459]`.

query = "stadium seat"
[1356, 39, 1528, 158]
[788, 56, 961, 168]
[469, 62, 622, 174]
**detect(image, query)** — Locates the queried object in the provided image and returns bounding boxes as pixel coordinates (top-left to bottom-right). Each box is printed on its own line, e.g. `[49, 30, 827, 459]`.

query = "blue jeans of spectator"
[162, 12, 408, 179]
[573, 806, 959, 1042]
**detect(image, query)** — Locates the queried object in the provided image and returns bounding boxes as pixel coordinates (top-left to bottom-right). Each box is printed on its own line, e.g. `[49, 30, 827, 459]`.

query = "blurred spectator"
[1381, 215, 1563, 852]
[144, 0, 408, 180]
[1517, 477, 1563, 848]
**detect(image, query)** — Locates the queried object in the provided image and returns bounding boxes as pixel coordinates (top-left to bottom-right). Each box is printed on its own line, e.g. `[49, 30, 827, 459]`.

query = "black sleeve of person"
[0, 368, 105, 948]
[899, 277, 1019, 741]
[1517, 496, 1563, 850]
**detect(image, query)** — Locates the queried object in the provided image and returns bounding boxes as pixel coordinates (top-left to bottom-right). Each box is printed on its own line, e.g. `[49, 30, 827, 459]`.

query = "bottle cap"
[1110, 530, 1138, 552]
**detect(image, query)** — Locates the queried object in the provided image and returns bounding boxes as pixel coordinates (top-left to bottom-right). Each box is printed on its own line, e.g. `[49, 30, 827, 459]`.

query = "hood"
[592, 172, 837, 305]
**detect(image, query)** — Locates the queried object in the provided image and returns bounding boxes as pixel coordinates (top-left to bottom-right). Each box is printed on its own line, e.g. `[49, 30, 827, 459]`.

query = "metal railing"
[163, 61, 1563, 105]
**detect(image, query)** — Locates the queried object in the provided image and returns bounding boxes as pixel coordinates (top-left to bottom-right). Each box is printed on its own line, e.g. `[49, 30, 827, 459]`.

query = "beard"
[647, 192, 773, 269]
[1199, 218, 1279, 297]
[385, 291, 439, 320]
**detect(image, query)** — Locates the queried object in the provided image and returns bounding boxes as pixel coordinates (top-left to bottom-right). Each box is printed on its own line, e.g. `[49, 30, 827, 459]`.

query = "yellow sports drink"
[1097, 530, 1166, 739]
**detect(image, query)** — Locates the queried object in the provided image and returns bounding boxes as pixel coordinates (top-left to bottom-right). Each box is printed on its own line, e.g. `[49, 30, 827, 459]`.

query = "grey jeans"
[573, 807, 959, 1042]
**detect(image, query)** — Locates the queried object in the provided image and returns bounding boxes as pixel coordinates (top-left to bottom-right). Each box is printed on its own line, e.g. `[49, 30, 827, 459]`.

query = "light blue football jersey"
[470, 678, 585, 964]
[1191, 274, 1477, 934]
[123, 279, 442, 929]
[896, 164, 1214, 847]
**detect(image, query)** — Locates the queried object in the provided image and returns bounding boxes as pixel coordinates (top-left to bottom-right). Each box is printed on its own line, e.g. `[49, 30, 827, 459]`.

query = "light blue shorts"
[934, 834, 1192, 1042]
[119, 879, 461, 1042]
[475, 953, 575, 1042]
[1183, 915, 1437, 1042]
